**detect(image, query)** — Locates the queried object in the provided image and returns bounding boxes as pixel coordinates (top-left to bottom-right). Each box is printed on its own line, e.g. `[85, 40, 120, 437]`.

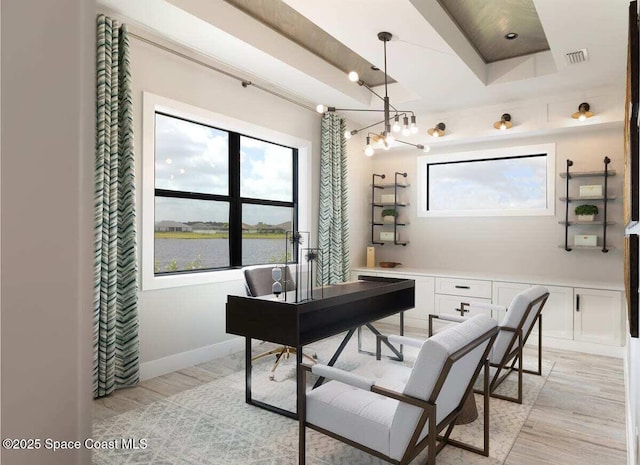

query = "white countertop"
[352, 266, 625, 292]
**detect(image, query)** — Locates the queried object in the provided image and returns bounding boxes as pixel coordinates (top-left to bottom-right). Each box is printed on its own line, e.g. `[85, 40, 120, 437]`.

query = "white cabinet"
[492, 282, 574, 340]
[574, 288, 623, 346]
[539, 285, 574, 340]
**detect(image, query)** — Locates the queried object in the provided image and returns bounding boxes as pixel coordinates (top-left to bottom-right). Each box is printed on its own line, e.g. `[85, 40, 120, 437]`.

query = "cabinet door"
[538, 285, 574, 340]
[493, 282, 531, 322]
[574, 288, 623, 346]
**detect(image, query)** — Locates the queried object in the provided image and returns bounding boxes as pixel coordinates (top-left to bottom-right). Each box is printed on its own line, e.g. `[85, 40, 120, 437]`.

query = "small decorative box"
[381, 194, 396, 203]
[380, 231, 398, 242]
[574, 234, 597, 246]
[579, 185, 603, 198]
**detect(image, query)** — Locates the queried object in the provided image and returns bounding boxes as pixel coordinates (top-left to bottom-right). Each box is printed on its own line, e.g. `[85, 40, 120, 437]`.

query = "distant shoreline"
[154, 232, 287, 240]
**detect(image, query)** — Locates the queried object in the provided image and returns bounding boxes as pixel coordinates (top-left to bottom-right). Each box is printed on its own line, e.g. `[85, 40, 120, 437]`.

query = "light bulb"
[365, 145, 374, 157]
[316, 104, 326, 113]
[410, 116, 418, 134]
[402, 126, 411, 137]
[344, 130, 352, 140]
[500, 122, 507, 131]
[348, 71, 359, 82]
[392, 116, 401, 133]
[579, 113, 587, 122]
[423, 145, 431, 153]
[383, 142, 390, 151]
[433, 131, 440, 137]
[385, 133, 395, 144]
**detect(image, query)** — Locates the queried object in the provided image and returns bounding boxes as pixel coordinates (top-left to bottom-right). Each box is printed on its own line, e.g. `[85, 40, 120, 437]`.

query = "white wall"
[367, 126, 624, 284]
[128, 36, 370, 373]
[1, 0, 94, 463]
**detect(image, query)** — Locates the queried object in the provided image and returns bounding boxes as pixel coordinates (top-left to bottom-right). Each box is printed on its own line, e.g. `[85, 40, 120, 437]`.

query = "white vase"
[576, 214, 595, 222]
[383, 216, 395, 223]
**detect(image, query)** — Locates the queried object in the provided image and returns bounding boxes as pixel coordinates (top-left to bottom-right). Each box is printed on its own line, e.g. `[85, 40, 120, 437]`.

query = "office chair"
[429, 285, 549, 403]
[299, 314, 499, 465]
[244, 266, 317, 380]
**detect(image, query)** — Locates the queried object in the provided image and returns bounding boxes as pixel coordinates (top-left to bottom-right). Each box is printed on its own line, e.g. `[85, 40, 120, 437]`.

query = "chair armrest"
[465, 302, 507, 314]
[311, 364, 375, 390]
[387, 334, 427, 348]
[435, 314, 466, 323]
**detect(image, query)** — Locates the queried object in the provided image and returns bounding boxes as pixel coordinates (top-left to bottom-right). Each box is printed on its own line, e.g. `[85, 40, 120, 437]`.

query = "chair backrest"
[243, 266, 295, 297]
[389, 314, 498, 460]
[491, 285, 548, 364]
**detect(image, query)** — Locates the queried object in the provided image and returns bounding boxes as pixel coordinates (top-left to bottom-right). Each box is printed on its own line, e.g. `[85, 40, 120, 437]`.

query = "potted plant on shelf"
[575, 204, 599, 222]
[381, 208, 398, 223]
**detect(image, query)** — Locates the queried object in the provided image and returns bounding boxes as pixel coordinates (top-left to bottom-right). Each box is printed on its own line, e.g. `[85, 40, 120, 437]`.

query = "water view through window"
[154, 113, 297, 274]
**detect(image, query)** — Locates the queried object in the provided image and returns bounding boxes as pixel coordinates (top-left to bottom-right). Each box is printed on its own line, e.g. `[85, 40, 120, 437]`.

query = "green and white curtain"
[94, 14, 138, 398]
[318, 113, 350, 284]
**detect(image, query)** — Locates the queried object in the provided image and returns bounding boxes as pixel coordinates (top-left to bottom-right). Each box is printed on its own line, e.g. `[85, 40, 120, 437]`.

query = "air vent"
[565, 49, 589, 65]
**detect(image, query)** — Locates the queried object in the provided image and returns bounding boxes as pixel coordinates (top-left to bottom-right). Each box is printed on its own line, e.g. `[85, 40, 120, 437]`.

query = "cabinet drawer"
[435, 277, 492, 299]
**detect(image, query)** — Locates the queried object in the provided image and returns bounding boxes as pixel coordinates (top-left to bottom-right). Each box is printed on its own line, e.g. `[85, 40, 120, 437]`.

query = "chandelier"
[316, 32, 429, 156]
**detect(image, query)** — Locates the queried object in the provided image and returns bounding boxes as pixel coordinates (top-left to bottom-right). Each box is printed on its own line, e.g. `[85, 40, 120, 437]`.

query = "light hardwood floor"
[94, 336, 627, 464]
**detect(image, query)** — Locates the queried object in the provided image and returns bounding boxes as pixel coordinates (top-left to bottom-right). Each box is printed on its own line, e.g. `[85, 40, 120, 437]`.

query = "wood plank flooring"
[93, 337, 627, 464]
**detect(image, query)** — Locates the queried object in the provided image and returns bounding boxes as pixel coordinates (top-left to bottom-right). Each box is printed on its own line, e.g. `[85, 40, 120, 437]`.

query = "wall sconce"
[493, 113, 512, 131]
[571, 102, 594, 121]
[427, 122, 446, 137]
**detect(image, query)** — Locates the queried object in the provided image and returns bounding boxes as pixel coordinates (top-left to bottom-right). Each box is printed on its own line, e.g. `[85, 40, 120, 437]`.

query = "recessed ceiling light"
[505, 32, 518, 40]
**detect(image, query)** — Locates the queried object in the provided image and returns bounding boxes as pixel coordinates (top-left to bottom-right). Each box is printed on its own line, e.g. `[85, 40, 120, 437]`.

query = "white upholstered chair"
[297, 314, 499, 465]
[429, 285, 549, 403]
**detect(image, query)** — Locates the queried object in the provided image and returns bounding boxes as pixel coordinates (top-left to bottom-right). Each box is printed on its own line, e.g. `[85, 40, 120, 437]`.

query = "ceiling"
[97, 0, 629, 133]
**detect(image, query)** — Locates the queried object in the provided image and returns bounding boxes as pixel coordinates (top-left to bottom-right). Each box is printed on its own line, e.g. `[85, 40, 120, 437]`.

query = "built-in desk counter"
[352, 267, 625, 358]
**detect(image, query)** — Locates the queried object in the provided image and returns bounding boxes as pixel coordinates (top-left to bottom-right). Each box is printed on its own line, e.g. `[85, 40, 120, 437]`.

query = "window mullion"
[228, 132, 242, 266]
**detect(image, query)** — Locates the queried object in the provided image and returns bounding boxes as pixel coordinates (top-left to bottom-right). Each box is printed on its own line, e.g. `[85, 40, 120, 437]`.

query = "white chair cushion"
[491, 286, 547, 364]
[306, 362, 412, 457]
[390, 315, 497, 460]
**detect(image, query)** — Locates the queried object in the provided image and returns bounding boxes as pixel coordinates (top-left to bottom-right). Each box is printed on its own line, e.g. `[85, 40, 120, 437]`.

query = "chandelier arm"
[351, 118, 389, 133]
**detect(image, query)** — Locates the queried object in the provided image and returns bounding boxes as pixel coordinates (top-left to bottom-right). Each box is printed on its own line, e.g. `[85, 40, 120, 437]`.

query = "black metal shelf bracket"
[371, 173, 385, 246]
[394, 172, 408, 246]
[602, 156, 610, 253]
[564, 159, 573, 251]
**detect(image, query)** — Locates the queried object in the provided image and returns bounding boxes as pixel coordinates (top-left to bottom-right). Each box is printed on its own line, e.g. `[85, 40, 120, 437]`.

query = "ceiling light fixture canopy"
[427, 122, 446, 138]
[315, 31, 423, 156]
[571, 102, 594, 121]
[494, 113, 513, 131]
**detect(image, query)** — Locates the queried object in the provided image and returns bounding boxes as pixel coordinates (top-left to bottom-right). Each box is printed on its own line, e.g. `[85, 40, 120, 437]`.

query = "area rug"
[93, 331, 553, 465]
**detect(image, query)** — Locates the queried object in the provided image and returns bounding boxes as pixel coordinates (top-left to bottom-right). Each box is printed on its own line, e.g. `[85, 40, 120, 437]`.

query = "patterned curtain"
[318, 113, 350, 284]
[94, 14, 138, 398]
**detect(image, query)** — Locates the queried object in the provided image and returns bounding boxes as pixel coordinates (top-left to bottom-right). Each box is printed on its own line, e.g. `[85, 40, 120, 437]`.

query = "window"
[143, 93, 311, 290]
[417, 144, 555, 217]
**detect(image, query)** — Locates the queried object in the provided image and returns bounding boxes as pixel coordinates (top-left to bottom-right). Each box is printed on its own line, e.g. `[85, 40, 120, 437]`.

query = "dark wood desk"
[226, 276, 415, 418]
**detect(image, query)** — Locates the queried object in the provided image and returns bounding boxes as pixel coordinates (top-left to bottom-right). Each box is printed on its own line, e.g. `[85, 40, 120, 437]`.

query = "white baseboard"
[140, 337, 245, 381]
[528, 335, 624, 358]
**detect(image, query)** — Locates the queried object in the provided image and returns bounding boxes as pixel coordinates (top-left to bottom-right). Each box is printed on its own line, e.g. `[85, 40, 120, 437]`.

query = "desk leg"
[296, 346, 303, 416]
[312, 328, 356, 389]
[245, 337, 252, 404]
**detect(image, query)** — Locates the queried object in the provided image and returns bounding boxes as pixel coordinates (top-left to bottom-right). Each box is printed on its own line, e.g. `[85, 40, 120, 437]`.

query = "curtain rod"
[127, 30, 315, 113]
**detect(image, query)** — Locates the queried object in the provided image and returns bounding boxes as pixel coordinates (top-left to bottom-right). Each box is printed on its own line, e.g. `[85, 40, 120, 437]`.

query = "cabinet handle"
[455, 285, 470, 289]
[576, 294, 580, 312]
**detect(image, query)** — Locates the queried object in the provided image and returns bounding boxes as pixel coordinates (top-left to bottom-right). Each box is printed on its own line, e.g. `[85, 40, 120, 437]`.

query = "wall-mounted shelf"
[559, 196, 617, 202]
[370, 172, 409, 246]
[561, 157, 614, 253]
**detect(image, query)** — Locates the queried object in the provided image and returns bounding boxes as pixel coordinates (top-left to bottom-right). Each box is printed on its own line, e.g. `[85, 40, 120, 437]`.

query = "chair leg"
[298, 368, 307, 465]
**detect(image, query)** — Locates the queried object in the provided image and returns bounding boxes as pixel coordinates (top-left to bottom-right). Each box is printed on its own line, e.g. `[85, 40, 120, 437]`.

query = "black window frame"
[154, 111, 298, 275]
[425, 153, 548, 211]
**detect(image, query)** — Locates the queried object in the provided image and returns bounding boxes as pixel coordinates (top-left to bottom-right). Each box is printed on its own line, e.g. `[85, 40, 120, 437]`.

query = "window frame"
[416, 143, 556, 218]
[142, 93, 311, 290]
